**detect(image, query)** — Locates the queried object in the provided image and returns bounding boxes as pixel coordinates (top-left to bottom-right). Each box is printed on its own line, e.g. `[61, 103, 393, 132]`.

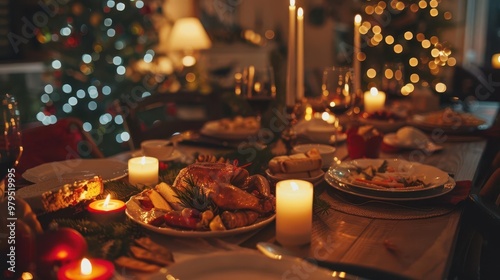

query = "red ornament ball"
[37, 227, 87, 263]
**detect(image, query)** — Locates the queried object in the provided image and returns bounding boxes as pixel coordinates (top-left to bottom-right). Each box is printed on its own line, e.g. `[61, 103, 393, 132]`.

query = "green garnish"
[377, 160, 388, 173]
[172, 174, 219, 214]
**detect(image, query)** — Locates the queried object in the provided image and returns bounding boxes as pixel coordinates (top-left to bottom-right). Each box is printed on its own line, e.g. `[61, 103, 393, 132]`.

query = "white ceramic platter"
[22, 159, 128, 183]
[125, 195, 275, 238]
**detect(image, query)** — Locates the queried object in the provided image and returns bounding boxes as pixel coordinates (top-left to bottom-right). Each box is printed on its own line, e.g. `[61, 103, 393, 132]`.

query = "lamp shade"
[168, 17, 212, 51]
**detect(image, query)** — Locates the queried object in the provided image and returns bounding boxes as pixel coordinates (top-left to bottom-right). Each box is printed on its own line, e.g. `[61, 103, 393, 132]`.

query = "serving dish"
[125, 195, 275, 238]
[409, 108, 487, 133]
[200, 117, 260, 140]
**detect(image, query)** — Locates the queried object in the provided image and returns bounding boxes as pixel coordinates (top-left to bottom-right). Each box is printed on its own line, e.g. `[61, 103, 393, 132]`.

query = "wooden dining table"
[239, 139, 487, 280]
[14, 101, 498, 280]
[105, 101, 499, 280]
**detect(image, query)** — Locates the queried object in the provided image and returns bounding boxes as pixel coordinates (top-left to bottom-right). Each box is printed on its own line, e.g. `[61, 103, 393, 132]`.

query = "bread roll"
[268, 148, 322, 174]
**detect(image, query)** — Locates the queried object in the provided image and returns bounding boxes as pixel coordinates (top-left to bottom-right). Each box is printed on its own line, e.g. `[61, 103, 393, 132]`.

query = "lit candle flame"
[103, 194, 111, 209]
[370, 87, 379, 96]
[140, 156, 147, 164]
[291, 182, 299, 191]
[297, 7, 303, 18]
[80, 258, 92, 276]
[355, 14, 362, 25]
[290, 0, 295, 7]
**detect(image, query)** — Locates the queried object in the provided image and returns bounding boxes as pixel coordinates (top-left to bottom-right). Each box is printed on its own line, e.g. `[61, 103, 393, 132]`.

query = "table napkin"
[429, 180, 472, 206]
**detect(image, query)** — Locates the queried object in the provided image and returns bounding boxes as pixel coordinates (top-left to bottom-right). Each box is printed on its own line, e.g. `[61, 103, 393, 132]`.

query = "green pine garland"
[49, 147, 331, 261]
[52, 218, 144, 260]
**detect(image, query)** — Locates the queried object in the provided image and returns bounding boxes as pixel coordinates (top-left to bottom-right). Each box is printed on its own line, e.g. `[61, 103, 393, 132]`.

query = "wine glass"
[0, 94, 22, 182]
[381, 62, 405, 97]
[241, 65, 277, 122]
[322, 66, 355, 115]
[321, 66, 355, 147]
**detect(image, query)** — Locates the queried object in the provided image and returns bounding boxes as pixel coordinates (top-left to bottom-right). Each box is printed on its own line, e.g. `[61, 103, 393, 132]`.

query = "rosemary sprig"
[172, 174, 219, 214]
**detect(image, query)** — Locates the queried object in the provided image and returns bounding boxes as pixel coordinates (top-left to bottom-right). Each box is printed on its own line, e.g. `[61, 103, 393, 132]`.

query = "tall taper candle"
[286, 0, 296, 108]
[353, 14, 362, 97]
[296, 7, 304, 101]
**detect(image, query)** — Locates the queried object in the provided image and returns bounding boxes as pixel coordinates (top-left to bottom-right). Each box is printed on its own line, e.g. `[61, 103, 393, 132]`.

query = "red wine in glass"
[242, 66, 276, 119]
[326, 101, 353, 115]
[322, 67, 355, 117]
[1, 94, 22, 181]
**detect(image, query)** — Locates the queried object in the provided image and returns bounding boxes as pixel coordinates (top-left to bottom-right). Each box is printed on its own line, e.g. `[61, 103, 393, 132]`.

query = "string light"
[360, 0, 455, 93]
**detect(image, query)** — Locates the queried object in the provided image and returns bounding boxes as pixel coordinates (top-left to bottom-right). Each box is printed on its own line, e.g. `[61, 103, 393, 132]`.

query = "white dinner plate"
[125, 195, 275, 238]
[327, 158, 449, 193]
[131, 149, 183, 162]
[152, 251, 335, 280]
[325, 174, 456, 201]
[409, 111, 487, 133]
[265, 169, 325, 186]
[200, 119, 260, 140]
[294, 118, 347, 144]
[22, 158, 128, 183]
[17, 179, 83, 212]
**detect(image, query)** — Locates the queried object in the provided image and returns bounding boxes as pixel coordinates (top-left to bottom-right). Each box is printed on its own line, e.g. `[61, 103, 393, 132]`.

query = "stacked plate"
[325, 158, 456, 201]
[265, 169, 325, 186]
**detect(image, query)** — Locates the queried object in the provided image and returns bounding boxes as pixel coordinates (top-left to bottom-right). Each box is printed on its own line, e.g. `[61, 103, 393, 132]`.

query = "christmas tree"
[36, 0, 159, 155]
[309, 0, 456, 97]
[357, 0, 456, 96]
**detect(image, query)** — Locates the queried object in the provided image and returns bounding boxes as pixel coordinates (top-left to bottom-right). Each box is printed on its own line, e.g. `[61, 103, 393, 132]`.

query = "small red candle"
[57, 258, 114, 280]
[88, 194, 126, 222]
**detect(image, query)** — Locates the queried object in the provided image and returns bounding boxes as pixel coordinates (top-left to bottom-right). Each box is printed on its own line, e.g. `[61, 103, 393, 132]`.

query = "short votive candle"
[128, 156, 158, 186]
[364, 87, 386, 113]
[276, 179, 313, 246]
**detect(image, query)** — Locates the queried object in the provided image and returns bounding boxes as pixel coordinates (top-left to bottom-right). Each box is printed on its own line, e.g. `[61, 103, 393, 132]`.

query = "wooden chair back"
[456, 168, 500, 279]
[116, 91, 223, 149]
[17, 117, 104, 177]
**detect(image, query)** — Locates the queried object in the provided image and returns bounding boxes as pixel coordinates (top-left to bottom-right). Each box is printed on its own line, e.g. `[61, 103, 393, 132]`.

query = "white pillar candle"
[296, 7, 304, 101]
[276, 179, 313, 246]
[353, 14, 362, 97]
[128, 156, 159, 186]
[286, 0, 296, 108]
[363, 87, 386, 113]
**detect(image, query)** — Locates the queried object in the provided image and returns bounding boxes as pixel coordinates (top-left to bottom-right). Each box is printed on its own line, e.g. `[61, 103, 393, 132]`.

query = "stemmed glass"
[0, 94, 22, 182]
[321, 66, 355, 148]
[241, 65, 277, 122]
[381, 62, 405, 97]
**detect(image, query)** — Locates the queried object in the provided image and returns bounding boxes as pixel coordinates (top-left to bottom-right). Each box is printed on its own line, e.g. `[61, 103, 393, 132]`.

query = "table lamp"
[167, 17, 211, 68]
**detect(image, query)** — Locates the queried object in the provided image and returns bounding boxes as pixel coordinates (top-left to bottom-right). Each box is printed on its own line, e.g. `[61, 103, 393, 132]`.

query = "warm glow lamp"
[167, 17, 211, 67]
[492, 53, 500, 69]
[168, 17, 211, 51]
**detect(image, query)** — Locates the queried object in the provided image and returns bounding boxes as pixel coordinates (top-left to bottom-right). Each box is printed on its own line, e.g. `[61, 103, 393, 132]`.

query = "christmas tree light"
[37, 0, 159, 155]
[359, 0, 455, 96]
